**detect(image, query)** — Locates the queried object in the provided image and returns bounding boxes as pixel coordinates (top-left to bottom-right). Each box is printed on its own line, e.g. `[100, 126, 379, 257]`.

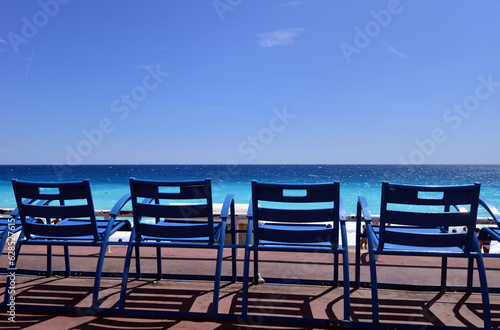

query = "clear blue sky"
[1, 0, 499, 165]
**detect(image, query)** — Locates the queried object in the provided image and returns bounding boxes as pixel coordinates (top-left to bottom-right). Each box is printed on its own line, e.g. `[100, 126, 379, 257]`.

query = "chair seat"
[259, 222, 335, 246]
[140, 220, 222, 242]
[27, 217, 131, 241]
[371, 226, 467, 253]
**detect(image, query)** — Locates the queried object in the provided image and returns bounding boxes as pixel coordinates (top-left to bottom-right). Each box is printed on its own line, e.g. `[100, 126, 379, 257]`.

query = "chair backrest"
[12, 179, 99, 240]
[129, 178, 215, 243]
[251, 180, 342, 245]
[378, 181, 481, 252]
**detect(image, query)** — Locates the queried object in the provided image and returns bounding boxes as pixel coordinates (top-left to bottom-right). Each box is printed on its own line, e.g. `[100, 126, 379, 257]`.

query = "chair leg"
[64, 245, 71, 277]
[475, 255, 492, 329]
[156, 246, 162, 280]
[47, 245, 52, 277]
[241, 245, 251, 316]
[212, 248, 225, 312]
[253, 249, 259, 284]
[230, 215, 237, 283]
[440, 256, 447, 291]
[466, 258, 474, 293]
[354, 241, 361, 288]
[472, 236, 491, 329]
[211, 221, 227, 314]
[334, 253, 339, 287]
[135, 245, 141, 279]
[119, 238, 136, 309]
[368, 249, 379, 323]
[212, 246, 223, 314]
[231, 244, 237, 283]
[91, 241, 109, 308]
[342, 250, 350, 320]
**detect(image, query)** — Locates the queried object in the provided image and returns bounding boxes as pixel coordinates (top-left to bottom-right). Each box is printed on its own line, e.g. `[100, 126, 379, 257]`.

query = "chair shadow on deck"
[114, 281, 209, 312]
[68, 318, 180, 330]
[348, 289, 446, 326]
[230, 291, 313, 318]
[4, 277, 95, 308]
[0, 312, 54, 328]
[229, 285, 346, 321]
[454, 292, 500, 328]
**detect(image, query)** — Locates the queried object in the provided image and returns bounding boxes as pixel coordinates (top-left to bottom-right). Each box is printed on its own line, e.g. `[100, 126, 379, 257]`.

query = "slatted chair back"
[378, 181, 481, 252]
[12, 179, 99, 240]
[129, 178, 215, 244]
[251, 180, 341, 246]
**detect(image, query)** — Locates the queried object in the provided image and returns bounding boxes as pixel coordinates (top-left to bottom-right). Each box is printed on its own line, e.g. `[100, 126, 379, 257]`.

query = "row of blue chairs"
[1, 178, 498, 328]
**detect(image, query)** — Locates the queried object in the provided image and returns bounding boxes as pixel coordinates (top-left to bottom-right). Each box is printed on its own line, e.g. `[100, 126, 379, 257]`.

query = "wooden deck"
[0, 244, 499, 329]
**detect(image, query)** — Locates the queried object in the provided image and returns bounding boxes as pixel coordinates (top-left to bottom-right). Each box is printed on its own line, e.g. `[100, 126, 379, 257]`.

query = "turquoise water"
[1, 165, 500, 216]
[2, 165, 499, 251]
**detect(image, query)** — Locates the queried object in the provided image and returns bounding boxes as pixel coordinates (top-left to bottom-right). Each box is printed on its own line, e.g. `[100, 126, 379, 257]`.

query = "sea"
[1, 164, 499, 250]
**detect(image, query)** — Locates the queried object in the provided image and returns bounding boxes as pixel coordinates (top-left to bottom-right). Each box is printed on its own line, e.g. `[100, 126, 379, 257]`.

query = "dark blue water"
[1, 165, 500, 216]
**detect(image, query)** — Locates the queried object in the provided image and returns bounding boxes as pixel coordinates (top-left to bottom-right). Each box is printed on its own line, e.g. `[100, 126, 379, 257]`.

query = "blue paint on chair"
[241, 180, 350, 320]
[118, 178, 236, 314]
[356, 182, 491, 328]
[5, 179, 132, 308]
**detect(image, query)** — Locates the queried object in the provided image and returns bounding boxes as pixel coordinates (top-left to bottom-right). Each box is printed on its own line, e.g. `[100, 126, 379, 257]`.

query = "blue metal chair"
[5, 179, 132, 308]
[119, 178, 236, 314]
[477, 197, 500, 256]
[356, 182, 491, 328]
[242, 181, 350, 320]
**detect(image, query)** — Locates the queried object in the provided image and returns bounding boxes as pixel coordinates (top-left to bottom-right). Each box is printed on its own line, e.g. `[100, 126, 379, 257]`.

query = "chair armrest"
[220, 194, 235, 220]
[357, 196, 372, 223]
[106, 194, 132, 234]
[220, 194, 236, 239]
[357, 195, 378, 246]
[355, 195, 373, 287]
[245, 217, 253, 247]
[479, 197, 500, 226]
[339, 197, 347, 222]
[338, 197, 348, 249]
[247, 198, 253, 218]
[109, 193, 132, 218]
[245, 199, 254, 247]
